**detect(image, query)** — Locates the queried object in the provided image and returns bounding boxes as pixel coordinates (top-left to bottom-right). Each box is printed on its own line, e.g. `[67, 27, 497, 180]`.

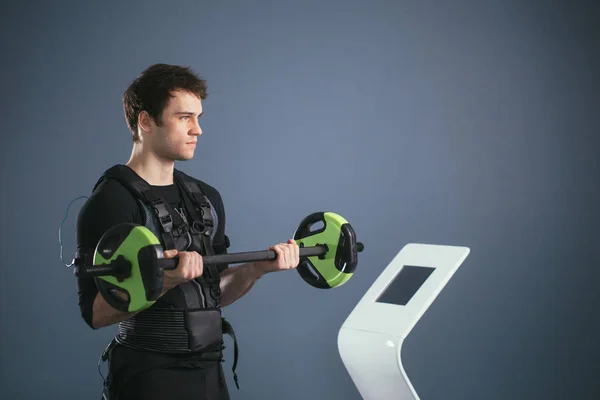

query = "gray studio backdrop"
[1, 1, 599, 399]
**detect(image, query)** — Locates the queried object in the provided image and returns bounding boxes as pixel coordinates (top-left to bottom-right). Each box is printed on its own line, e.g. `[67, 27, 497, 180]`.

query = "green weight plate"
[294, 212, 357, 289]
[93, 224, 163, 313]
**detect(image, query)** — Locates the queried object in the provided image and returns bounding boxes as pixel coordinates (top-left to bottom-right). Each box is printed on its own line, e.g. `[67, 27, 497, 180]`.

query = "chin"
[174, 152, 195, 161]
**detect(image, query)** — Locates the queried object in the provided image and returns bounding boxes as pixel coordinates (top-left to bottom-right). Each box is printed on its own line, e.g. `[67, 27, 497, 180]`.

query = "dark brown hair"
[123, 63, 208, 142]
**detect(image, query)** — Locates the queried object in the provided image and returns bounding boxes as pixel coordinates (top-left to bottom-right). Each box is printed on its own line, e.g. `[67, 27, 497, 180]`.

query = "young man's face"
[148, 89, 203, 161]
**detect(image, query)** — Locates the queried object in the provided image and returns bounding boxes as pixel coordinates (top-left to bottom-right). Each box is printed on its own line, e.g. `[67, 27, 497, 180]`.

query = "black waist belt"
[114, 307, 240, 388]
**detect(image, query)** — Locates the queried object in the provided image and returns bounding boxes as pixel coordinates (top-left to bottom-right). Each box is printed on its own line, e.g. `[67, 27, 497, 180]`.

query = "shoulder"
[76, 171, 144, 248]
[175, 169, 225, 208]
[81, 177, 141, 216]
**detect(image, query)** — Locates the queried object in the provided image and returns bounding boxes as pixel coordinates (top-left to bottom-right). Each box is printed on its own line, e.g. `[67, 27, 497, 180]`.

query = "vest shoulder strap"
[173, 169, 227, 297]
[172, 169, 230, 254]
[173, 169, 216, 238]
[94, 164, 180, 249]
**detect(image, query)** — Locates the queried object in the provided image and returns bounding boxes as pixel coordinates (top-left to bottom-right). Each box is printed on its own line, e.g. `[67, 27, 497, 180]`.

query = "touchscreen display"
[375, 265, 435, 306]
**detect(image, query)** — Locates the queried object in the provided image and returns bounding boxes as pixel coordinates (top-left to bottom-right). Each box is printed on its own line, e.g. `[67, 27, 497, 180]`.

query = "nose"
[190, 118, 202, 136]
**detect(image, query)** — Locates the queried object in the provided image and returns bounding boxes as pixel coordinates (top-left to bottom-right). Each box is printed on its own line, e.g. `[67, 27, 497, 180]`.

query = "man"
[76, 63, 300, 399]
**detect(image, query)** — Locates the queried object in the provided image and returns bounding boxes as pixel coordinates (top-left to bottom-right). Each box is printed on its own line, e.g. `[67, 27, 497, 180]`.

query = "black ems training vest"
[92, 165, 239, 388]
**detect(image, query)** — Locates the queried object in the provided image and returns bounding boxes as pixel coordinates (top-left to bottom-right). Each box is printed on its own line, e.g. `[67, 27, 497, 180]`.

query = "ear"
[138, 111, 153, 133]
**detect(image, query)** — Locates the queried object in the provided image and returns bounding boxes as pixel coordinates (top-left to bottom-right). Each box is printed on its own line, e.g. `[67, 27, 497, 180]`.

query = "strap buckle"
[152, 201, 174, 233]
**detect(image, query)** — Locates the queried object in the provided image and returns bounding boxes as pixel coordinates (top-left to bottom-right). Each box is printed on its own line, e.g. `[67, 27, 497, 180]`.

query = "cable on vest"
[59, 195, 88, 267]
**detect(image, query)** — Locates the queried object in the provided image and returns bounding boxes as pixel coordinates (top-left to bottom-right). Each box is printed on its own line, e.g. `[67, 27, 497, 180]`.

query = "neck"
[126, 144, 175, 186]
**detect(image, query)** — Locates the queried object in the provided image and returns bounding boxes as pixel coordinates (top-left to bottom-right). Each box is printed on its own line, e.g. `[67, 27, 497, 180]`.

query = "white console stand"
[338, 244, 470, 399]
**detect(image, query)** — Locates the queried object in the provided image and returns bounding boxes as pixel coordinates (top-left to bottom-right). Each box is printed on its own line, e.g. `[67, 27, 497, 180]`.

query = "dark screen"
[375, 265, 436, 306]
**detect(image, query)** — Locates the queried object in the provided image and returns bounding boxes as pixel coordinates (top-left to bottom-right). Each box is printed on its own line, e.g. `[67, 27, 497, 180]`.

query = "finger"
[198, 253, 204, 277]
[191, 253, 199, 279]
[284, 244, 294, 267]
[180, 252, 192, 281]
[287, 242, 297, 263]
[189, 252, 196, 278]
[188, 253, 197, 279]
[281, 244, 292, 265]
[292, 242, 299, 265]
[290, 244, 297, 265]
[273, 244, 286, 265]
[288, 240, 299, 263]
[195, 252, 202, 278]
[275, 244, 284, 260]
[288, 239, 300, 265]
[164, 249, 178, 258]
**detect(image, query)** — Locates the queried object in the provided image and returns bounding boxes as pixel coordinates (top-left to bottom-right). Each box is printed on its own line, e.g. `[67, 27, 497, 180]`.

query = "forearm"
[219, 262, 266, 307]
[91, 292, 141, 329]
[91, 284, 171, 329]
[91, 261, 263, 326]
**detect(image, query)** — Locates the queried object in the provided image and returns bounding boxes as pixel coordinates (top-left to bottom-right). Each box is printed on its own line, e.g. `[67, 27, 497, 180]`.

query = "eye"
[180, 116, 190, 120]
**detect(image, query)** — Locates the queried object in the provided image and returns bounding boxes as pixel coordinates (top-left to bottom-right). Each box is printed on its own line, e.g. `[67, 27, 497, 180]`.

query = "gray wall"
[1, 1, 599, 399]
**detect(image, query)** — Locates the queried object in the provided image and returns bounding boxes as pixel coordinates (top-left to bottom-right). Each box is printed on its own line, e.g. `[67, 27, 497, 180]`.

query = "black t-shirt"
[75, 168, 228, 329]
